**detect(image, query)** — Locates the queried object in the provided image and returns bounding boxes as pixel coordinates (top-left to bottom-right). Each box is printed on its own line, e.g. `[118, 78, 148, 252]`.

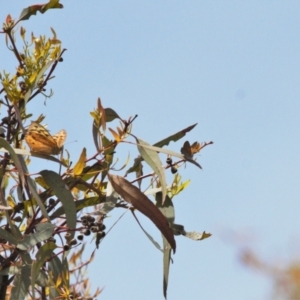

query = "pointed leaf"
[31, 242, 56, 289]
[156, 193, 174, 299]
[11, 265, 31, 300]
[171, 224, 212, 240]
[108, 174, 176, 252]
[162, 235, 172, 299]
[27, 176, 50, 220]
[137, 138, 167, 203]
[17, 223, 55, 250]
[156, 193, 175, 224]
[51, 196, 103, 218]
[185, 231, 212, 240]
[18, 0, 63, 22]
[73, 147, 86, 176]
[131, 210, 163, 252]
[154, 123, 197, 148]
[92, 121, 102, 152]
[0, 138, 26, 188]
[98, 97, 106, 131]
[105, 107, 120, 122]
[40, 170, 77, 238]
[108, 128, 121, 142]
[0, 227, 18, 245]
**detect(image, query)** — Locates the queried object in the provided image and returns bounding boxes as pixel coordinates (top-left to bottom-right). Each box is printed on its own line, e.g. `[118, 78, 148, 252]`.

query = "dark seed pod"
[97, 231, 106, 239]
[77, 234, 84, 241]
[69, 239, 77, 246]
[90, 226, 98, 233]
[171, 166, 178, 174]
[48, 198, 55, 205]
[87, 215, 95, 222]
[13, 216, 22, 222]
[81, 215, 87, 221]
[166, 157, 172, 165]
[58, 57, 63, 62]
[97, 223, 106, 231]
[83, 229, 91, 236]
[63, 244, 70, 251]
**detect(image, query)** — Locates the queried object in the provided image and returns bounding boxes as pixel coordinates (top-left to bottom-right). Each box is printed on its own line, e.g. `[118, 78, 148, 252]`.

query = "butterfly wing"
[52, 129, 67, 148]
[25, 122, 65, 155]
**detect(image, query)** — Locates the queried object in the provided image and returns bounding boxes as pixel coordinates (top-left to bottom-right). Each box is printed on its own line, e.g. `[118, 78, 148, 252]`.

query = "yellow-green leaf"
[73, 147, 86, 176]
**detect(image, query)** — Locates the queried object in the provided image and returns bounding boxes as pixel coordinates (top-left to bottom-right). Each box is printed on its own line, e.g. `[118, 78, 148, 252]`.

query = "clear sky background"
[1, 2, 300, 300]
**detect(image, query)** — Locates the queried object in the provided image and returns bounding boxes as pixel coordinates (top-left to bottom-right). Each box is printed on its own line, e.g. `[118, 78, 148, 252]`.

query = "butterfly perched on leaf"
[180, 141, 201, 159]
[180, 141, 202, 169]
[25, 122, 67, 155]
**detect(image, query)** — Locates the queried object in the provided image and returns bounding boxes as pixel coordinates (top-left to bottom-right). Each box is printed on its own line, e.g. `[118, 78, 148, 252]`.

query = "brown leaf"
[108, 174, 176, 252]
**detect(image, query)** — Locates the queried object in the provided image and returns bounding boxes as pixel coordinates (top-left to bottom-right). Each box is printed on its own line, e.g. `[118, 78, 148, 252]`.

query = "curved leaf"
[154, 123, 197, 148]
[73, 147, 86, 176]
[27, 176, 50, 220]
[18, 0, 63, 22]
[171, 223, 212, 240]
[0, 227, 18, 245]
[50, 196, 103, 218]
[31, 242, 56, 291]
[40, 170, 77, 238]
[162, 236, 172, 299]
[11, 265, 31, 300]
[0, 138, 26, 187]
[156, 193, 175, 299]
[105, 107, 120, 122]
[137, 138, 167, 204]
[108, 174, 176, 252]
[17, 223, 55, 250]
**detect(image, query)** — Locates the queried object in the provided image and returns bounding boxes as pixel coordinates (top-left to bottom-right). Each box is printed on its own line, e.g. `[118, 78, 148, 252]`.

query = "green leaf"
[108, 174, 176, 253]
[156, 193, 175, 224]
[17, 223, 55, 250]
[0, 266, 21, 275]
[40, 170, 77, 239]
[184, 230, 212, 240]
[23, 60, 54, 103]
[11, 265, 31, 300]
[92, 120, 102, 152]
[162, 235, 172, 299]
[50, 196, 104, 218]
[48, 256, 63, 295]
[126, 124, 198, 176]
[27, 176, 50, 221]
[31, 242, 56, 292]
[154, 123, 197, 148]
[131, 210, 163, 252]
[105, 107, 120, 122]
[137, 138, 167, 204]
[0, 138, 26, 187]
[73, 147, 86, 175]
[156, 193, 175, 299]
[18, 0, 63, 22]
[171, 223, 212, 240]
[0, 227, 18, 245]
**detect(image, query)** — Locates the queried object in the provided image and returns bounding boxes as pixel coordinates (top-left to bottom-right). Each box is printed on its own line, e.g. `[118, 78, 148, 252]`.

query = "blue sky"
[2, 1, 300, 299]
